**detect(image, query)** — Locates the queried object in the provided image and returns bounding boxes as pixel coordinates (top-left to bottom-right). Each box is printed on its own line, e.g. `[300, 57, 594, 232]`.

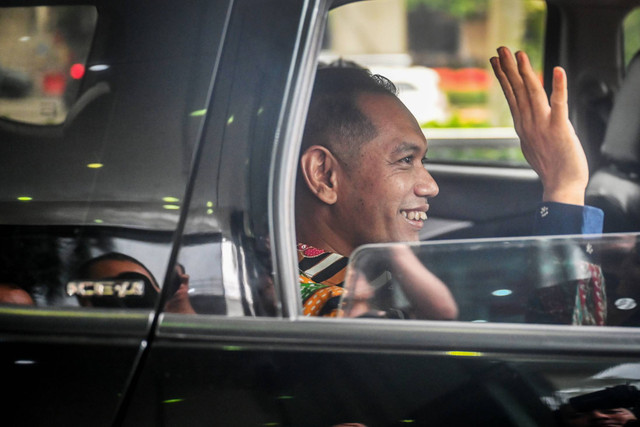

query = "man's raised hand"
[490, 46, 588, 205]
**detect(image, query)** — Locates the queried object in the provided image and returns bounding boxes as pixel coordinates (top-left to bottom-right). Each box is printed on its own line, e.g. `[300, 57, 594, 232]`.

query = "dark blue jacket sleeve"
[533, 202, 604, 235]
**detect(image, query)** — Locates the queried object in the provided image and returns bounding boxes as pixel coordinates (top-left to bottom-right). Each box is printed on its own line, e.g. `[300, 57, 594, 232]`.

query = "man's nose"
[415, 166, 439, 198]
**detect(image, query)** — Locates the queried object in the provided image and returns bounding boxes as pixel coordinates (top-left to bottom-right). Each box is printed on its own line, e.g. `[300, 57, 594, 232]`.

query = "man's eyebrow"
[391, 141, 427, 156]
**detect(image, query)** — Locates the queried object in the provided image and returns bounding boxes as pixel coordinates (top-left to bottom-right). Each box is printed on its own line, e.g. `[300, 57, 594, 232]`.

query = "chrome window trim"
[0, 306, 153, 338]
[269, 0, 329, 319]
[158, 314, 640, 356]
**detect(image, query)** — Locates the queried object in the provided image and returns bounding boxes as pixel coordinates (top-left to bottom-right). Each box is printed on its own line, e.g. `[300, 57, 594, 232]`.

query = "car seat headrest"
[600, 50, 640, 168]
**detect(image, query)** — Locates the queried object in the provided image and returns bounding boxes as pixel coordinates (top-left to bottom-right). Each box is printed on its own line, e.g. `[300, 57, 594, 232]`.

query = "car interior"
[585, 50, 640, 233]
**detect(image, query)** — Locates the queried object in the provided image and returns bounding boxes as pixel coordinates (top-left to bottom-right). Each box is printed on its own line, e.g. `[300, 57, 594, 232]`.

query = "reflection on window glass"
[344, 233, 640, 326]
[325, 0, 546, 166]
[0, 231, 172, 309]
[624, 7, 640, 67]
[0, 0, 228, 312]
[0, 6, 97, 125]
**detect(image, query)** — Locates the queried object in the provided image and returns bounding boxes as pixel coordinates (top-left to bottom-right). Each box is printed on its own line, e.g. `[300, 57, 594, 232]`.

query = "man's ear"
[299, 145, 340, 205]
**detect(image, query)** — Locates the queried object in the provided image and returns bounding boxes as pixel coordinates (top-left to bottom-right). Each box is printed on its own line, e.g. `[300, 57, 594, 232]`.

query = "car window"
[324, 0, 546, 166]
[0, 0, 230, 310]
[0, 6, 97, 125]
[624, 7, 640, 67]
[342, 233, 640, 326]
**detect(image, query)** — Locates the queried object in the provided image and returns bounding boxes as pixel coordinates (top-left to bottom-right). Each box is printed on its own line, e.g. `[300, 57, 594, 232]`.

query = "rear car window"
[0, 6, 97, 125]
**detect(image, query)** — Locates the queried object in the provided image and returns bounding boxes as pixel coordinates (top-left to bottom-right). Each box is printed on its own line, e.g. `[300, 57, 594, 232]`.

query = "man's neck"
[296, 222, 354, 258]
[295, 195, 355, 257]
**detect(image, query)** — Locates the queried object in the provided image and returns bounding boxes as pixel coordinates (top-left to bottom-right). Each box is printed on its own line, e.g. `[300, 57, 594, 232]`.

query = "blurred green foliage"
[624, 8, 640, 66]
[446, 90, 488, 106]
[423, 112, 490, 128]
[522, 1, 546, 71]
[428, 146, 527, 165]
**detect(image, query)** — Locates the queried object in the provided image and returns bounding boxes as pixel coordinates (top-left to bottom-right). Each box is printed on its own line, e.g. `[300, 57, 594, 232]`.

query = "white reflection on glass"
[88, 64, 110, 71]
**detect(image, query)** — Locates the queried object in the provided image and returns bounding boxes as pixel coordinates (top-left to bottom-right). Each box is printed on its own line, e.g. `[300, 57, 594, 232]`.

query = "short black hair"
[76, 252, 158, 287]
[301, 61, 398, 163]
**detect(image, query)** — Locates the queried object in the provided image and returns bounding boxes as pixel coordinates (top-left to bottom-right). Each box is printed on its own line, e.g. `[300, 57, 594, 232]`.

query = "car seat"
[586, 50, 640, 232]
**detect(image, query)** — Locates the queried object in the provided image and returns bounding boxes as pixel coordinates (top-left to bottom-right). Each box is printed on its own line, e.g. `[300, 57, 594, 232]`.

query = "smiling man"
[295, 48, 603, 318]
[297, 86, 438, 254]
[295, 65, 455, 318]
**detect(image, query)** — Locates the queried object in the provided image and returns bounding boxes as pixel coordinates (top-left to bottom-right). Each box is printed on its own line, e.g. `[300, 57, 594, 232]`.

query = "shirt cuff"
[533, 202, 604, 236]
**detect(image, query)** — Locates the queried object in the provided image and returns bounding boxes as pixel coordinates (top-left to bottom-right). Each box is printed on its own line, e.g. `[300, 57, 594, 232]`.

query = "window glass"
[0, 0, 229, 310]
[624, 7, 640, 67]
[0, 229, 173, 308]
[171, 0, 306, 317]
[324, 0, 546, 166]
[0, 6, 97, 125]
[344, 233, 640, 326]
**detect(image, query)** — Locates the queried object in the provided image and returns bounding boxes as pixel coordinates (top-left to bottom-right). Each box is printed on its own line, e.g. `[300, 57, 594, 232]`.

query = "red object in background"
[433, 68, 456, 88]
[70, 63, 85, 80]
[42, 71, 66, 95]
[434, 67, 491, 91]
[456, 68, 490, 88]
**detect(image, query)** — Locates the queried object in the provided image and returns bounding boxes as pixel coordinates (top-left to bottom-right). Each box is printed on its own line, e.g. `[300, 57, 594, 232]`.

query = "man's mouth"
[400, 209, 428, 221]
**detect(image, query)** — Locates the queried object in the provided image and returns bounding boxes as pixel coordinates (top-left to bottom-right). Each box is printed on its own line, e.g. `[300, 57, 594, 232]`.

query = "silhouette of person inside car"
[73, 252, 195, 313]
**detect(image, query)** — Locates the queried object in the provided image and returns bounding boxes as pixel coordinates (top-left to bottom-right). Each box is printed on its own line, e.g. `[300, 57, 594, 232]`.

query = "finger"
[516, 51, 549, 118]
[497, 47, 531, 117]
[490, 57, 516, 106]
[550, 66, 569, 127]
[490, 56, 520, 122]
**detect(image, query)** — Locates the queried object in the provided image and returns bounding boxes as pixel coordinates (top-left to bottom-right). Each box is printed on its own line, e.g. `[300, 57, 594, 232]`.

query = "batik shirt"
[298, 243, 348, 317]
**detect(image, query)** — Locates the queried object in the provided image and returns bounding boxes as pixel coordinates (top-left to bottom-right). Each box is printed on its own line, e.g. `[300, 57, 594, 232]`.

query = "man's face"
[333, 93, 439, 252]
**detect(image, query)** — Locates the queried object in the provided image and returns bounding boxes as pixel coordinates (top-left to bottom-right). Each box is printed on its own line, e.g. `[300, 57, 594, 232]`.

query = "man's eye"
[421, 157, 430, 165]
[400, 156, 413, 164]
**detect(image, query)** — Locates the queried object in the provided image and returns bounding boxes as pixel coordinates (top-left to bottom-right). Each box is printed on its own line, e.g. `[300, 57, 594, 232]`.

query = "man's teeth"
[402, 211, 427, 220]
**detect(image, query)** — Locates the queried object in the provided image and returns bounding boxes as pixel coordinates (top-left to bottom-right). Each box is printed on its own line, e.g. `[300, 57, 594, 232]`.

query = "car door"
[114, 1, 640, 426]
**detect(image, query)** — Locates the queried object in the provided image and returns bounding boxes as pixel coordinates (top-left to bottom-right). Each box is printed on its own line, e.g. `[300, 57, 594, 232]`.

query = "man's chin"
[388, 232, 420, 244]
[363, 230, 420, 248]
